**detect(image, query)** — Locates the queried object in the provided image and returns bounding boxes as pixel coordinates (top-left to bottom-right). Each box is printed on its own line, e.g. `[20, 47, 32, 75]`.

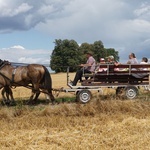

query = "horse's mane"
[0, 59, 11, 68]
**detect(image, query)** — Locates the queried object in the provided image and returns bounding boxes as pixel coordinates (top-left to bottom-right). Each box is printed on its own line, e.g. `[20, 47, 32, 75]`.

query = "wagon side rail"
[81, 64, 150, 86]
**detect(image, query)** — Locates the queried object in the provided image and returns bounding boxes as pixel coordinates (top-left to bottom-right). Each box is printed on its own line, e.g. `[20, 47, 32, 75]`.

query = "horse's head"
[0, 59, 11, 68]
[4, 60, 11, 65]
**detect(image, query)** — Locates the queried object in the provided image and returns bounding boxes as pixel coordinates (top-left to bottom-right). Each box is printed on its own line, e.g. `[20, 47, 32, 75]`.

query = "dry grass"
[0, 73, 150, 150]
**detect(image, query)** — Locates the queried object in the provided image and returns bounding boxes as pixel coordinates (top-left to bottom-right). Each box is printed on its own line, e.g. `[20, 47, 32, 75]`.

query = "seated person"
[96, 58, 107, 72]
[106, 55, 120, 72]
[140, 57, 148, 64]
[140, 57, 148, 70]
[71, 51, 96, 86]
[127, 53, 138, 64]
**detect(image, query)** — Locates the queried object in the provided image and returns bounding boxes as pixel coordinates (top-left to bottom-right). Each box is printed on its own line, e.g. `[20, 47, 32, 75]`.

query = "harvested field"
[0, 73, 150, 150]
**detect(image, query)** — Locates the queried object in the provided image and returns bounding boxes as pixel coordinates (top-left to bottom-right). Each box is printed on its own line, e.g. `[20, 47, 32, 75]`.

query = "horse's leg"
[6, 92, 9, 100]
[6, 86, 15, 103]
[8, 87, 16, 105]
[1, 87, 7, 105]
[50, 94, 55, 104]
[41, 89, 55, 104]
[29, 83, 40, 104]
[33, 83, 40, 101]
[33, 91, 40, 101]
[29, 89, 36, 102]
[1, 88, 6, 100]
[1, 87, 12, 105]
[45, 94, 50, 100]
[39, 88, 49, 101]
[47, 90, 55, 104]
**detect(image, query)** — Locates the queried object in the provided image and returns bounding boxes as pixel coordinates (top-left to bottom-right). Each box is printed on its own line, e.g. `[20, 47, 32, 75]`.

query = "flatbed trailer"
[62, 64, 150, 103]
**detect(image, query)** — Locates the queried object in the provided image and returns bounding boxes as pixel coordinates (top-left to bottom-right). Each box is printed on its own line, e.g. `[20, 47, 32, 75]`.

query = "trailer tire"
[125, 86, 138, 99]
[76, 90, 92, 103]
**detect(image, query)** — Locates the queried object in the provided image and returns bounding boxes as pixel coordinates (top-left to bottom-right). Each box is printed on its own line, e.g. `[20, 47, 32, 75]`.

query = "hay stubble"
[0, 73, 150, 150]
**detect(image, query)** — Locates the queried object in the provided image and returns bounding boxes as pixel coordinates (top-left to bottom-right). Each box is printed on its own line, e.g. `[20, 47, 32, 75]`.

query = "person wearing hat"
[96, 58, 107, 72]
[106, 55, 115, 63]
[106, 55, 120, 72]
[106, 55, 120, 65]
[71, 51, 96, 86]
[100, 58, 105, 63]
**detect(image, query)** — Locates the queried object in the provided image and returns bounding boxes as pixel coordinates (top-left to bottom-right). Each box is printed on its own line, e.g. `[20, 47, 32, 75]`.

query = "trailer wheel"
[125, 86, 138, 99]
[76, 90, 92, 103]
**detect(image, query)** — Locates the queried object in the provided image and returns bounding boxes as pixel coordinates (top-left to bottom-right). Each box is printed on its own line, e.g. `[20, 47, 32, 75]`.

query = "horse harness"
[0, 60, 17, 83]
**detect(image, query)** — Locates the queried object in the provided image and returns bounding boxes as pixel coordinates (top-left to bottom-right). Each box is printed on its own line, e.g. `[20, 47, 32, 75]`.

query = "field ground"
[0, 73, 150, 150]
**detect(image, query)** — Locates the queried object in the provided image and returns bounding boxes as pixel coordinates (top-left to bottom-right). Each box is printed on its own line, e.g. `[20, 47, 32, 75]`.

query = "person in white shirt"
[97, 58, 107, 72]
[127, 53, 138, 64]
[140, 57, 148, 64]
[140, 57, 148, 70]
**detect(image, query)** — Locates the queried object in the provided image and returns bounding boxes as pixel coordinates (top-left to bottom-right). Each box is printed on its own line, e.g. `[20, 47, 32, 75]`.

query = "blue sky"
[0, 30, 54, 50]
[0, 0, 150, 67]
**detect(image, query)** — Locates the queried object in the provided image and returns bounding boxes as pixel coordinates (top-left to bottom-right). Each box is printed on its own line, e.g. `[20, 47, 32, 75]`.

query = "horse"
[0, 60, 55, 104]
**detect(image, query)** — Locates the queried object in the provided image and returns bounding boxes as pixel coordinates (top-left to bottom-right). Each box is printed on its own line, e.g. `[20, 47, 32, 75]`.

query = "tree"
[78, 43, 93, 63]
[105, 48, 119, 62]
[50, 39, 80, 72]
[50, 39, 120, 72]
[92, 40, 105, 62]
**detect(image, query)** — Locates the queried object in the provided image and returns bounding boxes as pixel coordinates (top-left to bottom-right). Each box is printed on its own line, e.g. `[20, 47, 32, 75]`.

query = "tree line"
[50, 39, 119, 73]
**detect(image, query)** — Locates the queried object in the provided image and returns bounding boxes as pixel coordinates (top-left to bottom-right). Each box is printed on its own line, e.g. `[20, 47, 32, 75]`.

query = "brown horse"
[0, 60, 55, 104]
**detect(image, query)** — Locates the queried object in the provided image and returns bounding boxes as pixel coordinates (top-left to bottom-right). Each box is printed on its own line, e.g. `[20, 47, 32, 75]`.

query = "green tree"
[105, 48, 119, 62]
[50, 39, 80, 72]
[78, 43, 93, 63]
[92, 40, 105, 62]
[50, 39, 120, 72]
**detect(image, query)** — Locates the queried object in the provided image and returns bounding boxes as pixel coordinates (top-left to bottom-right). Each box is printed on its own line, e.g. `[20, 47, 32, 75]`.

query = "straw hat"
[106, 55, 114, 60]
[86, 51, 93, 56]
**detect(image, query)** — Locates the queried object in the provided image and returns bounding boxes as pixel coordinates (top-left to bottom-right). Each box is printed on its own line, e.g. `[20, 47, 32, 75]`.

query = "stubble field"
[0, 73, 150, 150]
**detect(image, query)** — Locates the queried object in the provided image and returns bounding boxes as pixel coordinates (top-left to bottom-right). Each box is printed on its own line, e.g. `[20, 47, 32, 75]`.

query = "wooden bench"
[82, 64, 150, 86]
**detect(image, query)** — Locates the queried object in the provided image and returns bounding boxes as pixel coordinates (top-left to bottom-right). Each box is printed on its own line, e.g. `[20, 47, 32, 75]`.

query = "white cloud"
[0, 45, 51, 64]
[10, 45, 25, 49]
[0, 0, 150, 63]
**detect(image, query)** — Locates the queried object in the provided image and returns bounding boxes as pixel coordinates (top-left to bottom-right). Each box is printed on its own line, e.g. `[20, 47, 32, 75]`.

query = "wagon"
[62, 64, 150, 103]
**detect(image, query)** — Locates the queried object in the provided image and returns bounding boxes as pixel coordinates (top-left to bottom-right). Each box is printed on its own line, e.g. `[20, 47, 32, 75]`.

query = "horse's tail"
[42, 66, 52, 92]
[42, 66, 55, 103]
